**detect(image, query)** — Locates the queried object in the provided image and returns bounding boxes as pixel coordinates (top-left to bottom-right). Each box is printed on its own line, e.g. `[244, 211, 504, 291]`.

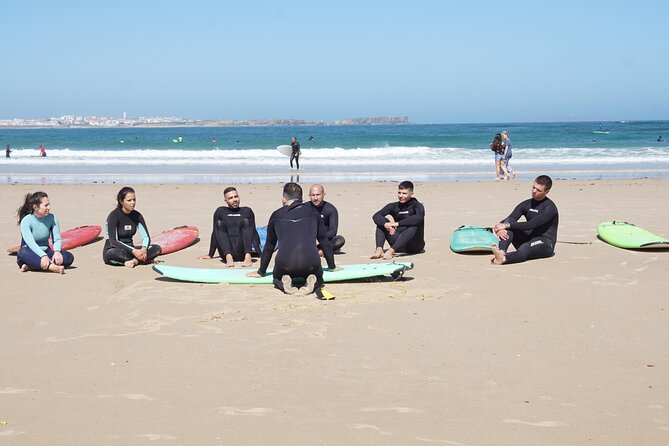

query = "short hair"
[534, 175, 553, 190]
[223, 186, 237, 196]
[283, 182, 303, 201]
[398, 180, 414, 192]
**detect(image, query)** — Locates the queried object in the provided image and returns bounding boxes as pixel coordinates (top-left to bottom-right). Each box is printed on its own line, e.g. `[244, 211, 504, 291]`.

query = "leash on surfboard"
[556, 240, 592, 245]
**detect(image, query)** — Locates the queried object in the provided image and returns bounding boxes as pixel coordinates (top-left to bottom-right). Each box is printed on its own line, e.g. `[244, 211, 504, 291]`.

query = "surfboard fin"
[315, 287, 336, 300]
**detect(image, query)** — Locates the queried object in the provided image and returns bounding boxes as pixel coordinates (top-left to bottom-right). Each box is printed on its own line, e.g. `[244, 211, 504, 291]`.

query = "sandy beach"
[1, 179, 668, 445]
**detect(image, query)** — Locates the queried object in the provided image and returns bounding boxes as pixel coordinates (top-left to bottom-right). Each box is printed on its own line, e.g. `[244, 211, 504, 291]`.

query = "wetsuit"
[311, 201, 346, 251]
[258, 200, 335, 292]
[290, 140, 300, 169]
[499, 197, 559, 264]
[373, 197, 425, 253]
[103, 208, 161, 265]
[17, 213, 74, 270]
[206, 206, 261, 261]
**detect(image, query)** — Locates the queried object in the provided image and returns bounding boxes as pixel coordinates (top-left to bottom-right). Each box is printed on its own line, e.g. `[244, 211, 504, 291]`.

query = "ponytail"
[17, 191, 48, 224]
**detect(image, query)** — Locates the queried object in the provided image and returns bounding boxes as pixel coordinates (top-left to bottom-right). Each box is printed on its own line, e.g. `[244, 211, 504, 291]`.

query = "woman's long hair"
[116, 186, 135, 210]
[17, 191, 48, 224]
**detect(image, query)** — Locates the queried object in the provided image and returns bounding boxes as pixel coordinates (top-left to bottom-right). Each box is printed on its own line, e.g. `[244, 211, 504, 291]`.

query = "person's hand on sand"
[246, 271, 262, 278]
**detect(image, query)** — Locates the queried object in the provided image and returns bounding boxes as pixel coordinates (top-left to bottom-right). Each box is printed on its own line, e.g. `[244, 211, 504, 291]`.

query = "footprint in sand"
[217, 407, 273, 416]
[353, 424, 392, 435]
[503, 419, 568, 427]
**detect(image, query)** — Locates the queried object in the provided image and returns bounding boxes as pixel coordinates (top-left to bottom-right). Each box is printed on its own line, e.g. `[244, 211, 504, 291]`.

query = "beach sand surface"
[1, 179, 668, 445]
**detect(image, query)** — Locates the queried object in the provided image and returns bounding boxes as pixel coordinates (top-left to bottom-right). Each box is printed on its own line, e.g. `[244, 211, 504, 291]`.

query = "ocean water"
[1, 121, 668, 184]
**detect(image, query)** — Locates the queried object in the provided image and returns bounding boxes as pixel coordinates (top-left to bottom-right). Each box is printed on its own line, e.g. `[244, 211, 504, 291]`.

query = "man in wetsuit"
[290, 136, 300, 170]
[199, 186, 261, 267]
[247, 182, 336, 295]
[371, 180, 425, 260]
[309, 184, 345, 252]
[491, 175, 559, 265]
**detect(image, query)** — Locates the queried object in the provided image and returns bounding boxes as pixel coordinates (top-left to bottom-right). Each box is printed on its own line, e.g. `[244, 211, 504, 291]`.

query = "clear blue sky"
[2, 1, 667, 123]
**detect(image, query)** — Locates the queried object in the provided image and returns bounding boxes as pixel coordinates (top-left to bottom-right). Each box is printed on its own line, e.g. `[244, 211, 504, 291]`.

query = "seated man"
[199, 186, 261, 267]
[309, 183, 345, 252]
[491, 175, 559, 265]
[247, 182, 336, 295]
[371, 180, 425, 260]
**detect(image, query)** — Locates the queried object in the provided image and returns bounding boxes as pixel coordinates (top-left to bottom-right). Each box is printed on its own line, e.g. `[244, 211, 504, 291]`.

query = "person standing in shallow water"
[290, 136, 300, 169]
[6, 144, 12, 158]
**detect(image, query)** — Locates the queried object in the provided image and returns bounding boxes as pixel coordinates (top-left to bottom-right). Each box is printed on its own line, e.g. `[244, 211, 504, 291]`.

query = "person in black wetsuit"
[198, 186, 261, 267]
[290, 136, 300, 170]
[371, 180, 425, 260]
[309, 184, 345, 252]
[491, 175, 559, 265]
[103, 187, 161, 267]
[247, 182, 337, 295]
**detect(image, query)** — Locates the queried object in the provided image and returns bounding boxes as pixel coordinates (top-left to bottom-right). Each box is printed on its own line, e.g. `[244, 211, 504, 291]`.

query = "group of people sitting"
[14, 176, 559, 296]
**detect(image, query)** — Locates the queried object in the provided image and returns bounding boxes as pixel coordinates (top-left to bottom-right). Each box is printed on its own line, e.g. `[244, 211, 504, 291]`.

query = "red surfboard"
[6, 225, 102, 255]
[151, 226, 199, 255]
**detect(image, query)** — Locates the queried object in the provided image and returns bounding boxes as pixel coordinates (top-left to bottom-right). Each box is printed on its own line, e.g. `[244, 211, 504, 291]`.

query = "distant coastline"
[0, 115, 409, 129]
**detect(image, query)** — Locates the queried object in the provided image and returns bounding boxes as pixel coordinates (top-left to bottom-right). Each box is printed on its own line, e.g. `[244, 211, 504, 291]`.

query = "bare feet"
[241, 254, 253, 268]
[20, 264, 29, 272]
[318, 249, 324, 258]
[124, 259, 138, 268]
[224, 254, 235, 268]
[491, 244, 506, 265]
[370, 248, 384, 259]
[48, 263, 65, 274]
[382, 248, 396, 260]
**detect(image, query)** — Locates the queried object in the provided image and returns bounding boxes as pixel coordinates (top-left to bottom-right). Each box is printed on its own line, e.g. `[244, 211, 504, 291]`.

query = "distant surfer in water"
[5, 144, 12, 158]
[371, 181, 425, 260]
[16, 191, 74, 274]
[659, 136, 665, 142]
[103, 187, 162, 268]
[490, 175, 559, 265]
[199, 186, 261, 268]
[247, 182, 337, 295]
[290, 136, 300, 169]
[39, 145, 46, 157]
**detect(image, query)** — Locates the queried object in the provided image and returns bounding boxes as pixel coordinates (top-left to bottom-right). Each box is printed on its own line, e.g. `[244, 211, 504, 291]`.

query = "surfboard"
[257, 226, 267, 251]
[450, 225, 498, 252]
[6, 224, 102, 255]
[276, 144, 293, 156]
[151, 226, 199, 255]
[597, 221, 669, 249]
[153, 261, 413, 284]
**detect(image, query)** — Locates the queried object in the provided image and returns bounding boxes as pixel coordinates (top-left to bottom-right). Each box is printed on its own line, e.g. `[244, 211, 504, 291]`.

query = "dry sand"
[1, 179, 668, 445]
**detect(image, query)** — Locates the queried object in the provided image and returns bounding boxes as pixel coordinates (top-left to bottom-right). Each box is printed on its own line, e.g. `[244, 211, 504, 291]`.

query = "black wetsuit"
[290, 140, 300, 169]
[499, 197, 559, 264]
[373, 197, 425, 253]
[103, 208, 161, 265]
[258, 200, 335, 292]
[311, 201, 346, 251]
[206, 206, 261, 261]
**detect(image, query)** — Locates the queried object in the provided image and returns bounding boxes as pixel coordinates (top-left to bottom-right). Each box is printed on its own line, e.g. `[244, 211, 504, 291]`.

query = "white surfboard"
[276, 144, 293, 156]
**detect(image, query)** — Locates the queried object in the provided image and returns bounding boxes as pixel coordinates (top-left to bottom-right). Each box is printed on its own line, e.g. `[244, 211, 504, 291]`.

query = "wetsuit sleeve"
[501, 200, 527, 226]
[207, 209, 219, 257]
[317, 216, 336, 269]
[20, 216, 47, 258]
[397, 202, 425, 227]
[257, 213, 278, 276]
[136, 213, 150, 248]
[372, 202, 396, 226]
[326, 204, 338, 239]
[51, 215, 63, 252]
[507, 201, 558, 232]
[106, 210, 134, 251]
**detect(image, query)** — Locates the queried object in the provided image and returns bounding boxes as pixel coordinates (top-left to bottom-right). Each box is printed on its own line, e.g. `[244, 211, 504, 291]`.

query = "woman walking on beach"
[103, 186, 161, 268]
[501, 131, 515, 178]
[16, 191, 74, 274]
[490, 133, 509, 181]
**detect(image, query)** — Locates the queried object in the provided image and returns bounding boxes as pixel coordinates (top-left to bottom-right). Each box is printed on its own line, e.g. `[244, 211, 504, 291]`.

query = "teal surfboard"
[597, 221, 669, 249]
[450, 225, 498, 252]
[153, 262, 413, 284]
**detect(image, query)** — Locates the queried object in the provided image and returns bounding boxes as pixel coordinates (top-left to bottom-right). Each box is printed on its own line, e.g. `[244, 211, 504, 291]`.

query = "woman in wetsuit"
[16, 191, 74, 274]
[103, 186, 161, 267]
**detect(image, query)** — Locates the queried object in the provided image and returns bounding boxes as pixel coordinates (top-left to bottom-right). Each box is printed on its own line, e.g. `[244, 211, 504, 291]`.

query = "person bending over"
[491, 175, 559, 265]
[16, 191, 74, 274]
[247, 182, 336, 295]
[199, 186, 261, 267]
[371, 180, 425, 260]
[103, 187, 161, 268]
[309, 183, 345, 252]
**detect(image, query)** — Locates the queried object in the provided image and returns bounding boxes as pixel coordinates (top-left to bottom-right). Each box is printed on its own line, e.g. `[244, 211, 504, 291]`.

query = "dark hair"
[116, 186, 136, 209]
[17, 191, 48, 224]
[223, 186, 237, 196]
[490, 133, 504, 154]
[398, 181, 414, 192]
[283, 182, 303, 201]
[535, 175, 553, 190]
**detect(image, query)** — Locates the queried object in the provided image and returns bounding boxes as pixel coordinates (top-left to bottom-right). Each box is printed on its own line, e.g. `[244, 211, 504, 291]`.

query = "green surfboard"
[597, 221, 669, 249]
[153, 262, 413, 284]
[450, 225, 498, 252]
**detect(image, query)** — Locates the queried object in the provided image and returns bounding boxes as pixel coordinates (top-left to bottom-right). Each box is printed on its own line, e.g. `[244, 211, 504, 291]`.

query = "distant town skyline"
[2, 2, 668, 123]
